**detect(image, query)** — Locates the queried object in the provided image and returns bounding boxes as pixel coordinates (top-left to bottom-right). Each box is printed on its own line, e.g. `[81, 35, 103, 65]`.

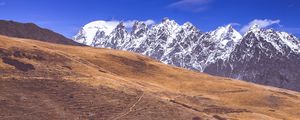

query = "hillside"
[74, 19, 300, 92]
[0, 20, 82, 46]
[1, 35, 300, 120]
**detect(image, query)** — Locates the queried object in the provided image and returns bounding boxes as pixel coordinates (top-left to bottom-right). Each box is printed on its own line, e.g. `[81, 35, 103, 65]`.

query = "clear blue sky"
[0, 0, 299, 38]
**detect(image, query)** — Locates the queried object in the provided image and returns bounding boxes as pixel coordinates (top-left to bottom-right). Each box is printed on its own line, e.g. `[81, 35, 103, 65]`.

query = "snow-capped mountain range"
[73, 18, 300, 91]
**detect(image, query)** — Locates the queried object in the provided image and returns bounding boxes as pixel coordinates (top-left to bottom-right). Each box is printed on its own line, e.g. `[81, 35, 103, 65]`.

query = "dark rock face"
[0, 20, 83, 46]
[2, 57, 35, 72]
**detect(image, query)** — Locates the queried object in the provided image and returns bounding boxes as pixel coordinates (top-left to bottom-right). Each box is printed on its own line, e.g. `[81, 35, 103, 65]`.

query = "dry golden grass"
[1, 35, 300, 120]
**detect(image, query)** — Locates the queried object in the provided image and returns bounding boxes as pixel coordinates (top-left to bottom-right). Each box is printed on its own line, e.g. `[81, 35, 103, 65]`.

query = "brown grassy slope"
[0, 20, 83, 46]
[0, 35, 300, 120]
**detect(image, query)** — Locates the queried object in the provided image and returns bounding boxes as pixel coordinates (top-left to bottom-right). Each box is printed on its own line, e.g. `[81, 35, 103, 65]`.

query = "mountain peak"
[182, 22, 194, 28]
[222, 24, 235, 33]
[84, 20, 117, 33]
[214, 24, 234, 33]
[154, 18, 180, 34]
[111, 22, 128, 37]
[133, 21, 145, 26]
[84, 20, 117, 36]
[115, 22, 125, 29]
[161, 18, 177, 25]
[183, 22, 193, 26]
[132, 21, 147, 30]
[182, 22, 199, 32]
[162, 17, 170, 22]
[131, 21, 148, 37]
[73, 20, 120, 45]
[210, 24, 242, 43]
[225, 24, 233, 29]
[249, 24, 260, 32]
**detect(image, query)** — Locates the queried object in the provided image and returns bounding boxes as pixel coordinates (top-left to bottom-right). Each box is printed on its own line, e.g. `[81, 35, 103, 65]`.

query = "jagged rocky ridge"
[73, 18, 300, 91]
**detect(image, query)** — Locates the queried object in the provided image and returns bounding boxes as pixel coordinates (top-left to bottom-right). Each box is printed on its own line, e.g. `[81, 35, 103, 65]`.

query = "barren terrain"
[1, 35, 300, 120]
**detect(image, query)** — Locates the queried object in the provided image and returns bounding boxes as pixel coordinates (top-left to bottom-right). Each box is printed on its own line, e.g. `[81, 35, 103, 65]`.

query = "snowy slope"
[204, 25, 300, 91]
[73, 19, 300, 91]
[73, 21, 119, 46]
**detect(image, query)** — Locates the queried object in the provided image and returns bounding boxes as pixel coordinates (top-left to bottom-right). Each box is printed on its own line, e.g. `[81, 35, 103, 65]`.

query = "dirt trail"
[112, 92, 144, 120]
